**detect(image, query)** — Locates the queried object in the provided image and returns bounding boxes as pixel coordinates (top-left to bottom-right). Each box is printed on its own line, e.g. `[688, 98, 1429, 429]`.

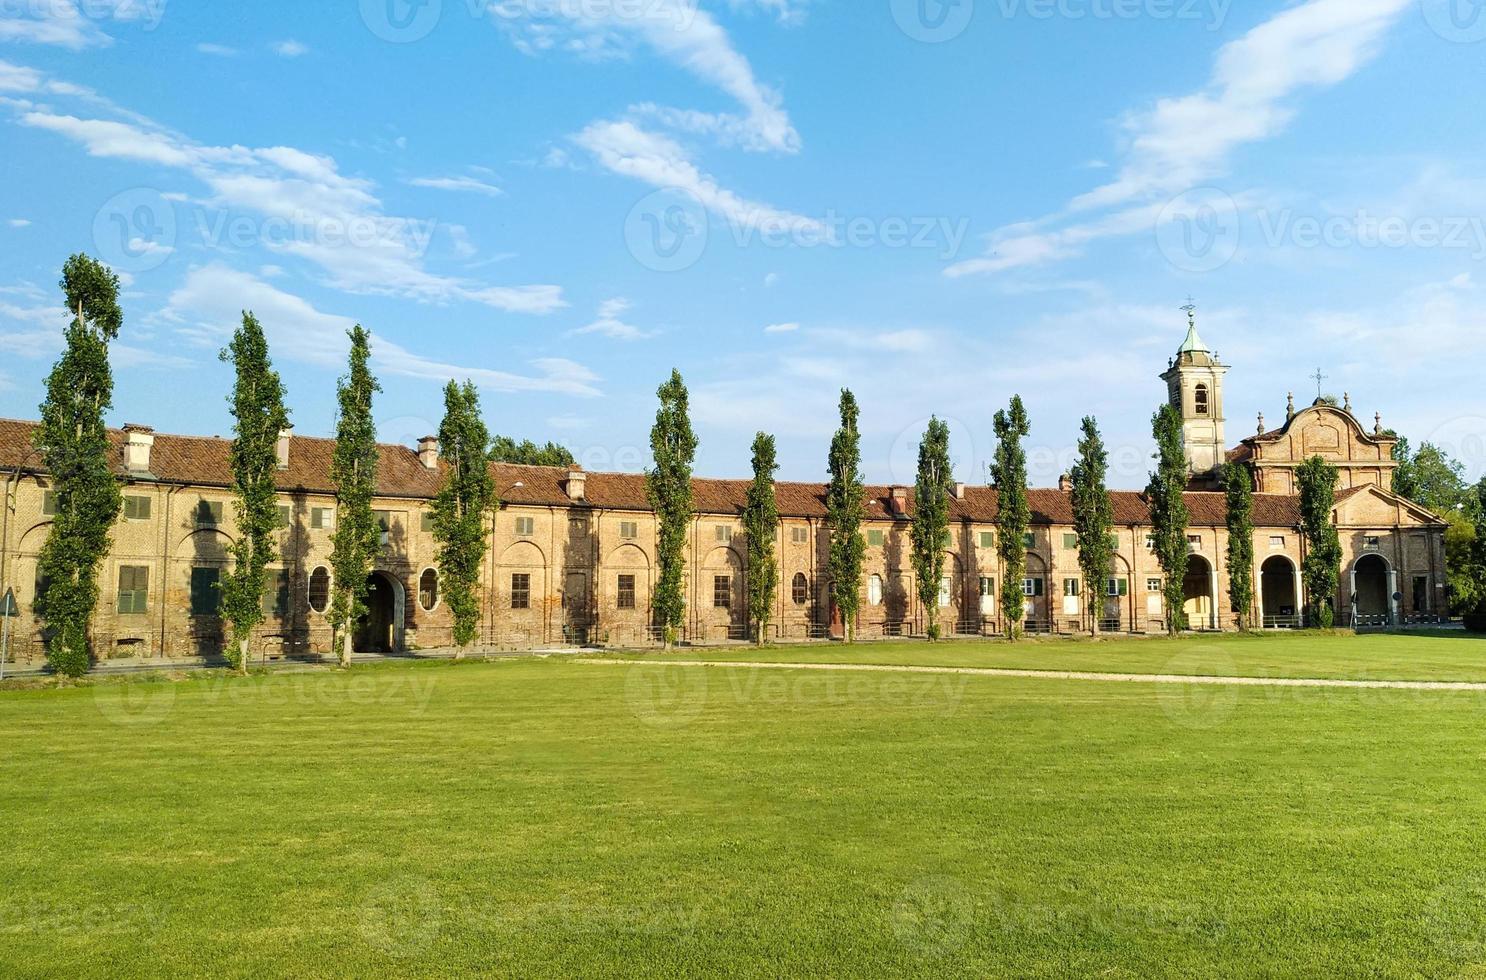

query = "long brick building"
[0, 322, 1449, 664]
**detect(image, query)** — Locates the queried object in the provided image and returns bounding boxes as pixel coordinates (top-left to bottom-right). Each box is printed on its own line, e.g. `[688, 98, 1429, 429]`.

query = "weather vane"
[1181, 296, 1197, 324]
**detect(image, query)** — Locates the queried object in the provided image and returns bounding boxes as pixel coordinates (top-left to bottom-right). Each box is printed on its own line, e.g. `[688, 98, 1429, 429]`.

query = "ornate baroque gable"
[1235, 401, 1399, 495]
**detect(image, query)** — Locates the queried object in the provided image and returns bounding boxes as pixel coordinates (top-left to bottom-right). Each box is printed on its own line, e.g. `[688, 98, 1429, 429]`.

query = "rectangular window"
[617, 575, 636, 610]
[1270, 535, 1286, 549]
[372, 511, 395, 548]
[1021, 577, 1045, 598]
[1063, 533, 1079, 550]
[1108, 534, 1121, 552]
[619, 521, 639, 540]
[715, 525, 733, 543]
[713, 575, 731, 609]
[791, 527, 808, 544]
[1364, 536, 1382, 550]
[1107, 577, 1129, 597]
[515, 516, 535, 537]
[938, 576, 952, 608]
[1145, 534, 1157, 551]
[1147, 577, 1163, 593]
[117, 565, 149, 615]
[276, 504, 291, 528]
[1023, 532, 1036, 549]
[979, 531, 995, 549]
[195, 500, 223, 526]
[123, 495, 152, 521]
[311, 507, 333, 530]
[511, 573, 531, 610]
[867, 529, 885, 547]
[42, 490, 57, 517]
[941, 529, 953, 548]
[1064, 578, 1081, 597]
[570, 517, 589, 536]
[260, 570, 288, 617]
[190, 567, 220, 616]
[1187, 534, 1203, 547]
[421, 511, 435, 533]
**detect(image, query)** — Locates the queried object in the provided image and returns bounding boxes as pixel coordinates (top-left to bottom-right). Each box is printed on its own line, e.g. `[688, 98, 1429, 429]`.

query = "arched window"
[418, 568, 439, 611]
[1195, 384, 1210, 415]
[307, 566, 330, 614]
[791, 573, 808, 606]
[868, 575, 884, 607]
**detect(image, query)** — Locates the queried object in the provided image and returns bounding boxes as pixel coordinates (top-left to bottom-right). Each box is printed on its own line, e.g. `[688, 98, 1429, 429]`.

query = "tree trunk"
[238, 637, 250, 676]
[340, 628, 352, 669]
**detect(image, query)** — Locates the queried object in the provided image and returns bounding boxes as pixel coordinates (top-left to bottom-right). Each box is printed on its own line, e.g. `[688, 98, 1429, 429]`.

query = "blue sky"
[0, 0, 1483, 489]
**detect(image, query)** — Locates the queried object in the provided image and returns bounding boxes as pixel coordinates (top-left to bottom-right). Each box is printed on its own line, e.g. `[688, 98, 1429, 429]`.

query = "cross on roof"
[1180, 296, 1197, 324]
[1311, 367, 1328, 398]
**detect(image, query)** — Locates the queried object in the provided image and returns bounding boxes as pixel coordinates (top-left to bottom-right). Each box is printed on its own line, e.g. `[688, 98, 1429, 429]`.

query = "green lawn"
[605, 629, 1486, 682]
[4, 635, 1486, 977]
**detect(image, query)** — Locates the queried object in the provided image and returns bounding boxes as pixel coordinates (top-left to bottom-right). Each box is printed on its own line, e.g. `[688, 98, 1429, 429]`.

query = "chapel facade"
[0, 321, 1450, 664]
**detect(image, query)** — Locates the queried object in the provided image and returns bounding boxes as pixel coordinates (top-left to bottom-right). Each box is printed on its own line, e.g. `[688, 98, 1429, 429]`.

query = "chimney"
[566, 470, 587, 502]
[954, 482, 967, 501]
[417, 435, 439, 470]
[122, 424, 155, 473]
[275, 426, 293, 470]
[889, 486, 909, 516]
[1058, 473, 1073, 493]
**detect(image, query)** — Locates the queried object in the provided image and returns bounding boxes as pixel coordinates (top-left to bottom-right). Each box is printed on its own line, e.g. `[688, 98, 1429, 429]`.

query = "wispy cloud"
[571, 297, 657, 341]
[196, 42, 238, 57]
[947, 0, 1413, 277]
[272, 39, 309, 57]
[406, 175, 504, 198]
[7, 218, 30, 228]
[763, 322, 798, 333]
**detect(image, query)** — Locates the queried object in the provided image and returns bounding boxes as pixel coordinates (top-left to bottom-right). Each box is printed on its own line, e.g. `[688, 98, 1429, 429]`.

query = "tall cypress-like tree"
[1223, 461, 1256, 631]
[33, 254, 125, 678]
[647, 370, 696, 649]
[432, 380, 496, 655]
[1071, 417, 1114, 637]
[826, 389, 867, 643]
[1297, 455, 1343, 629]
[218, 312, 289, 674]
[328, 326, 381, 667]
[992, 396, 1031, 640]
[743, 432, 779, 646]
[1147, 405, 1191, 635]
[911, 418, 953, 640]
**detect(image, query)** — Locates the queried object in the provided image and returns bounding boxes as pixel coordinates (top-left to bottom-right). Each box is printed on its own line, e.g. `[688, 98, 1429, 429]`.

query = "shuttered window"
[261, 571, 289, 617]
[195, 500, 223, 526]
[117, 566, 149, 615]
[190, 567, 220, 616]
[123, 495, 152, 521]
[617, 575, 637, 610]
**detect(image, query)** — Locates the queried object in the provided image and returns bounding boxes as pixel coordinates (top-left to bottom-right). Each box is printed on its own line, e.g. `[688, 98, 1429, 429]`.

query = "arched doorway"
[1353, 554, 1391, 625]
[353, 571, 404, 653]
[1260, 556, 1299, 628]
[1183, 555, 1215, 631]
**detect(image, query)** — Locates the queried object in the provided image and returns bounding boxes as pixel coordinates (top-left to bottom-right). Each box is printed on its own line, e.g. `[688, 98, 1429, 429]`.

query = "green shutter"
[190, 567, 220, 616]
[421, 511, 435, 532]
[1064, 533, 1078, 550]
[117, 566, 148, 615]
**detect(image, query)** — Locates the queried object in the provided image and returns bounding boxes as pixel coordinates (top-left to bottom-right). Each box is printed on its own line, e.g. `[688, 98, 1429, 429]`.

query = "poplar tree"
[826, 389, 866, 643]
[33, 254, 125, 678]
[992, 396, 1031, 640]
[742, 432, 779, 646]
[432, 380, 496, 655]
[218, 312, 289, 674]
[1071, 416, 1114, 636]
[647, 370, 696, 649]
[1297, 455, 1343, 629]
[1147, 404, 1191, 635]
[328, 326, 381, 667]
[911, 417, 953, 641]
[1223, 461, 1256, 631]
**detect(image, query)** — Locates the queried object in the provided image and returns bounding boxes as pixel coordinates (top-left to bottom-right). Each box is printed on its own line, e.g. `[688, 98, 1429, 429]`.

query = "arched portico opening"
[1260, 555, 1300, 629]
[1352, 554, 1392, 626]
[354, 571, 404, 653]
[1182, 555, 1216, 631]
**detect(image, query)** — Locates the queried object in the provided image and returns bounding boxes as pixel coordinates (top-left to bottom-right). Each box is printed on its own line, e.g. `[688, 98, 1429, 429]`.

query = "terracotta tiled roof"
[0, 418, 1305, 527]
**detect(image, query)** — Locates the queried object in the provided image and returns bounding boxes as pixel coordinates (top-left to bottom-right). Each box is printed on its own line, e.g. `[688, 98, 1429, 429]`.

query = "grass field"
[4, 632, 1486, 977]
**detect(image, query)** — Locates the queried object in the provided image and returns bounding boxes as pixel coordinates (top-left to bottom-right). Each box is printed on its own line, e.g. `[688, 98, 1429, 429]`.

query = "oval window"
[792, 573, 808, 606]
[419, 568, 439, 611]
[308, 566, 330, 614]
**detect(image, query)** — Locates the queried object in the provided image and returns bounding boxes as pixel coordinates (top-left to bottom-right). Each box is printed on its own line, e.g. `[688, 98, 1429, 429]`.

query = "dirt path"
[576, 658, 1486, 692]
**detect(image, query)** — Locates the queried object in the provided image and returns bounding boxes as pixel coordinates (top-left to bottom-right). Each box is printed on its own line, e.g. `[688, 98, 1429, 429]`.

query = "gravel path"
[577, 658, 1486, 691]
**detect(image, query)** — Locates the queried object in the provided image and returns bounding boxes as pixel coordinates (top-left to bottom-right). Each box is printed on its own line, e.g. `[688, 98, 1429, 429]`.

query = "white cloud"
[763, 272, 780, 288]
[160, 265, 601, 396]
[9, 69, 565, 314]
[571, 297, 657, 341]
[947, 0, 1413, 277]
[7, 218, 30, 227]
[196, 42, 238, 57]
[0, 1, 109, 49]
[763, 321, 798, 333]
[406, 175, 504, 198]
[272, 39, 309, 58]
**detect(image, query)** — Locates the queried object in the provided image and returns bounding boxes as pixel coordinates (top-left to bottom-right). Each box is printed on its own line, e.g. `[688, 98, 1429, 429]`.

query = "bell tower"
[1159, 303, 1229, 479]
